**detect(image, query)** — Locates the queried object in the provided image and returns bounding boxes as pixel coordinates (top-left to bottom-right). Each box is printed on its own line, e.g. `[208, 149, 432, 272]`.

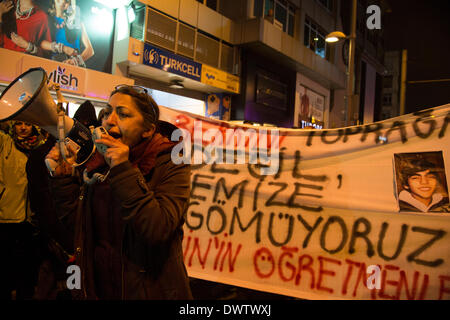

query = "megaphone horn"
[0, 67, 94, 165]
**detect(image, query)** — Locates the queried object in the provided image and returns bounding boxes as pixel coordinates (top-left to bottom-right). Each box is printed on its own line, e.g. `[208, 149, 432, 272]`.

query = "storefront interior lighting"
[127, 4, 136, 23]
[94, 0, 132, 9]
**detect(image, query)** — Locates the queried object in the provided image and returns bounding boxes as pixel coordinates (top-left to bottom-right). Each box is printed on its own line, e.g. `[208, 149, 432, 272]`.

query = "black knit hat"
[74, 100, 99, 128]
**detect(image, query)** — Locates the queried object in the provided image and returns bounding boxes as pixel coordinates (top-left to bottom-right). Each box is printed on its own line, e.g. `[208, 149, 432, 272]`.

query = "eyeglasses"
[112, 84, 159, 120]
[114, 84, 148, 95]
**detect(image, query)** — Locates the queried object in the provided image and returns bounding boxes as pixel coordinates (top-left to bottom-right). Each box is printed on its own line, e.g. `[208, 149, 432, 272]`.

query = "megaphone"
[0, 67, 94, 165]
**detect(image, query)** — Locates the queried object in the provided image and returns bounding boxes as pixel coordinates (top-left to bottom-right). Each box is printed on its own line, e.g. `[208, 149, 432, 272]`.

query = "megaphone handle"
[45, 158, 58, 177]
[58, 111, 67, 160]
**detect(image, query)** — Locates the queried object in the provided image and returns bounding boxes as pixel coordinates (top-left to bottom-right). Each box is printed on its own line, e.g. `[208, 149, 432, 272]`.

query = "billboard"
[0, 0, 115, 73]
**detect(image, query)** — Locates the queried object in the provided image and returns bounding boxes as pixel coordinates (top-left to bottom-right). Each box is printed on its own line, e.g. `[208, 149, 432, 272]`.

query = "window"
[197, 0, 218, 11]
[383, 76, 393, 88]
[146, 8, 177, 51]
[275, 1, 287, 32]
[316, 0, 333, 12]
[383, 93, 392, 106]
[254, 0, 295, 37]
[304, 17, 330, 60]
[177, 23, 195, 58]
[196, 32, 220, 67]
[264, 0, 274, 18]
[256, 72, 287, 111]
[287, 6, 295, 36]
[220, 42, 234, 73]
[206, 0, 218, 11]
[254, 0, 264, 17]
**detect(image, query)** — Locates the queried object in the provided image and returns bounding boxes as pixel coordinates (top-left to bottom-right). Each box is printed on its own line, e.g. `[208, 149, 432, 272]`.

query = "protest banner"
[159, 104, 450, 300]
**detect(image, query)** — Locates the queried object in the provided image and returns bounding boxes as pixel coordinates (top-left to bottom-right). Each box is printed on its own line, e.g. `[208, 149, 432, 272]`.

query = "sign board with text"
[158, 103, 450, 300]
[143, 43, 202, 81]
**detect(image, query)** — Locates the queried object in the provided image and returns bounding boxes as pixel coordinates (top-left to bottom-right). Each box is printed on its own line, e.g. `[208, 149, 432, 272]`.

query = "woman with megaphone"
[45, 85, 192, 300]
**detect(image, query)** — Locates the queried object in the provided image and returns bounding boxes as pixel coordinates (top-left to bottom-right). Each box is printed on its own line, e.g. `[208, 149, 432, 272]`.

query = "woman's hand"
[45, 143, 77, 177]
[95, 135, 129, 168]
[63, 58, 76, 65]
[11, 32, 29, 49]
[63, 45, 76, 56]
[0, 1, 13, 20]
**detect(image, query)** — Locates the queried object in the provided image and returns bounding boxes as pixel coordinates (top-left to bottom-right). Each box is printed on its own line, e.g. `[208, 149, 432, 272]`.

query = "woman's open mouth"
[108, 131, 122, 139]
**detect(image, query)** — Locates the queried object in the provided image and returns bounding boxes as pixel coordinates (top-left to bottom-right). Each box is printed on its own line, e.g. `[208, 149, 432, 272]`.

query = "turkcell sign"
[143, 43, 202, 82]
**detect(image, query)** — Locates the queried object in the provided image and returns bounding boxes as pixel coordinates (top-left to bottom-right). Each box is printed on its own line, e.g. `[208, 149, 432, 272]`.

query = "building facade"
[0, 0, 388, 128]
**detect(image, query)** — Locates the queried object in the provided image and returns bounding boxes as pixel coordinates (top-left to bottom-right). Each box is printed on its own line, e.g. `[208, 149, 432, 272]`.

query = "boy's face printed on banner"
[405, 169, 438, 203]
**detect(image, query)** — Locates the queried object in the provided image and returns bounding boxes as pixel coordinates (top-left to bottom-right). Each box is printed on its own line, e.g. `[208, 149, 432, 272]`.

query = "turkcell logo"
[143, 43, 202, 81]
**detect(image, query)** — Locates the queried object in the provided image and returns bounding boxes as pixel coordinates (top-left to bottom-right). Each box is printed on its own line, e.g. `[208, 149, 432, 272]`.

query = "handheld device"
[92, 126, 110, 154]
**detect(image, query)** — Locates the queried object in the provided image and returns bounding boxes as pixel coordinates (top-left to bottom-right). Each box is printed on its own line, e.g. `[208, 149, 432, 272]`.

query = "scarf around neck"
[129, 132, 175, 176]
[84, 132, 175, 184]
[9, 121, 47, 154]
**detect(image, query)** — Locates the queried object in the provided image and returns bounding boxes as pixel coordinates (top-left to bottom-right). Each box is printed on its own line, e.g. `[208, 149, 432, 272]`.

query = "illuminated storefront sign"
[143, 43, 202, 81]
[22, 57, 86, 94]
[201, 65, 240, 94]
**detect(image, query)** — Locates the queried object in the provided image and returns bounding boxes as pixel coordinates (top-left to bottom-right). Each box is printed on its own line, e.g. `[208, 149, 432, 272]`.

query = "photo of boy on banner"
[394, 151, 450, 213]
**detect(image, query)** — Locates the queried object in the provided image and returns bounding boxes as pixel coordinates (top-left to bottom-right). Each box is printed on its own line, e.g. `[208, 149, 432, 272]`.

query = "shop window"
[304, 17, 330, 60]
[256, 72, 287, 111]
[196, 32, 220, 67]
[220, 42, 234, 74]
[177, 23, 195, 58]
[146, 8, 177, 51]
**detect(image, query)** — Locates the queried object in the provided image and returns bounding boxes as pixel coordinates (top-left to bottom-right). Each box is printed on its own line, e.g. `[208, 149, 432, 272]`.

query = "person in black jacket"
[44, 86, 192, 299]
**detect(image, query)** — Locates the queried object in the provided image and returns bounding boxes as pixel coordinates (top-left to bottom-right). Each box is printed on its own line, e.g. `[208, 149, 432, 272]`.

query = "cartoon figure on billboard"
[1, 0, 111, 72]
[222, 95, 231, 121]
[44, 0, 94, 67]
[206, 93, 231, 121]
[206, 93, 220, 118]
[0, 0, 51, 56]
[394, 151, 449, 213]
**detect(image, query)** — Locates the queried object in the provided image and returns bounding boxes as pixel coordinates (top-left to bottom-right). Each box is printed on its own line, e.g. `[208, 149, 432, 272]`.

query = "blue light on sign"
[143, 43, 202, 81]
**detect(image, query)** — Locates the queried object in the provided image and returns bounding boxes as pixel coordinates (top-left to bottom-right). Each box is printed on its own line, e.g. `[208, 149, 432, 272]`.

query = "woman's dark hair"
[109, 86, 160, 131]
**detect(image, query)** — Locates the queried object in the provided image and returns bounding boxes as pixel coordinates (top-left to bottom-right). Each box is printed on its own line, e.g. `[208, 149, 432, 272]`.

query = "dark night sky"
[384, 0, 450, 113]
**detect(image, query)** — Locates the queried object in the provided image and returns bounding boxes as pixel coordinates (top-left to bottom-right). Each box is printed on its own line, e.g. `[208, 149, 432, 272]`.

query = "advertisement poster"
[298, 84, 325, 128]
[0, 0, 114, 73]
[205, 93, 231, 121]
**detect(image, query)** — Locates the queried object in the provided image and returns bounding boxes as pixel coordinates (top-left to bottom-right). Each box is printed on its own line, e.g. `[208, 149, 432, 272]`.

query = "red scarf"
[85, 133, 175, 176]
[129, 133, 175, 175]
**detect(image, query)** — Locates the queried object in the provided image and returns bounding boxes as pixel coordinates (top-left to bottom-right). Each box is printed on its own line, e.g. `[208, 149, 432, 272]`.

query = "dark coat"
[50, 141, 192, 299]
